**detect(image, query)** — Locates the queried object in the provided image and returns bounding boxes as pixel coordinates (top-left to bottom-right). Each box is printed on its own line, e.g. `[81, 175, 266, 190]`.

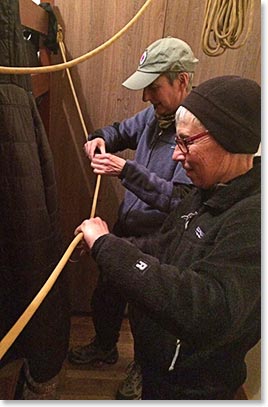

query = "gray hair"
[163, 72, 194, 92]
[175, 106, 206, 129]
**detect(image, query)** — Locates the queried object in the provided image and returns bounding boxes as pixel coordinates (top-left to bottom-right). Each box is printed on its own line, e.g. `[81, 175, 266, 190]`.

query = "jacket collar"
[201, 156, 261, 213]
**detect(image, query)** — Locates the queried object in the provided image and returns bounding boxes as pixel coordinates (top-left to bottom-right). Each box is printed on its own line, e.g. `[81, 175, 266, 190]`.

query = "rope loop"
[0, 0, 153, 74]
[201, 0, 254, 56]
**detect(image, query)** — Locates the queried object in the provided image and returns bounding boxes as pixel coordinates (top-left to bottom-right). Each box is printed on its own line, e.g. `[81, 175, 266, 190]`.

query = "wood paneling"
[164, 0, 261, 85]
[48, 0, 261, 312]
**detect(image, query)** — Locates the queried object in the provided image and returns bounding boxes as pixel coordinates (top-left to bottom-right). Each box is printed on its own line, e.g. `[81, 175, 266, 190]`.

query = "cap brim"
[122, 71, 160, 90]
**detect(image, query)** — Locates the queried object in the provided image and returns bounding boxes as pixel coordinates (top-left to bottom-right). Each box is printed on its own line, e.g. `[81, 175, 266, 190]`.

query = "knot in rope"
[56, 24, 64, 44]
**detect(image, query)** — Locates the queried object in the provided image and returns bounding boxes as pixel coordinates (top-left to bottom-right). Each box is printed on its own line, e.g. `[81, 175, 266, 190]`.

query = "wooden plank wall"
[164, 0, 261, 84]
[48, 0, 261, 313]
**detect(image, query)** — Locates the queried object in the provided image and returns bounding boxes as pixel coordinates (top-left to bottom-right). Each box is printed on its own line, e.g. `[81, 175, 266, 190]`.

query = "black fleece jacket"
[92, 157, 261, 398]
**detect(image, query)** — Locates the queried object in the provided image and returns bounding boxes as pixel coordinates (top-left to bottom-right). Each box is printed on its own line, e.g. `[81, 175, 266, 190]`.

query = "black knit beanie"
[181, 75, 261, 154]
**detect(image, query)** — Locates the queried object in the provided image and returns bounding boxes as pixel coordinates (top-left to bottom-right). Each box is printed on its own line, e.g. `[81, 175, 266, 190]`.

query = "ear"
[178, 72, 190, 88]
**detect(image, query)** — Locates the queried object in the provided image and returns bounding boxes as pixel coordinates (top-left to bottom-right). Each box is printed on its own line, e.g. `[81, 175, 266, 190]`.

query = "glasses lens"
[175, 136, 187, 153]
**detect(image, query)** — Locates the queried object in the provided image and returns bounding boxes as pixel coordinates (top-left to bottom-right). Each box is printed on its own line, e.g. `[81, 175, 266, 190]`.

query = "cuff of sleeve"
[88, 129, 105, 141]
[91, 234, 113, 259]
[118, 159, 133, 180]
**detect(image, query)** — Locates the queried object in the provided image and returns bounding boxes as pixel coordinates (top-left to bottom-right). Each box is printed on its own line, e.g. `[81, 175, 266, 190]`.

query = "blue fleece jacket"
[89, 106, 192, 237]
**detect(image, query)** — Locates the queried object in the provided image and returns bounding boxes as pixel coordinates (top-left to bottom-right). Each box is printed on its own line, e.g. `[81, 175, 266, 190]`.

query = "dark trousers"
[91, 275, 127, 350]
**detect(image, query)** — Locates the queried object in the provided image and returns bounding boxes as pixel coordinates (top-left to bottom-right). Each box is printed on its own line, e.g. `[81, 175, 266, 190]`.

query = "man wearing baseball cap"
[74, 75, 261, 399]
[68, 37, 198, 399]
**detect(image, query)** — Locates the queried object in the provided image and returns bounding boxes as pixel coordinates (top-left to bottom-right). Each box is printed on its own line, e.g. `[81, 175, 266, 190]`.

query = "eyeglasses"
[175, 130, 209, 154]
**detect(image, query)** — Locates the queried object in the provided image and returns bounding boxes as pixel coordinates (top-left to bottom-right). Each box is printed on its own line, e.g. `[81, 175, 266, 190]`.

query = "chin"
[155, 106, 165, 115]
[187, 174, 201, 188]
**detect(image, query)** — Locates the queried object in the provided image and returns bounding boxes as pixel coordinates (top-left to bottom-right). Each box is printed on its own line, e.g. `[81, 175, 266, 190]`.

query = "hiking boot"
[22, 360, 59, 400]
[116, 360, 142, 400]
[68, 337, 119, 365]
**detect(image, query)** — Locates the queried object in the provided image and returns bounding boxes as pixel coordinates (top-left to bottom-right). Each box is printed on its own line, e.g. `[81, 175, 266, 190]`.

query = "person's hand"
[84, 138, 106, 160]
[91, 153, 126, 176]
[74, 217, 109, 249]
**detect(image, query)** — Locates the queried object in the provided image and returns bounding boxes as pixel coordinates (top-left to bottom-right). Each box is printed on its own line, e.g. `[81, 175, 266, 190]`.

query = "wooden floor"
[57, 315, 134, 400]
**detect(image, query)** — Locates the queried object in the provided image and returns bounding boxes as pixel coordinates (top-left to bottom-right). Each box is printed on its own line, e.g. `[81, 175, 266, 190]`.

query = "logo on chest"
[195, 226, 205, 239]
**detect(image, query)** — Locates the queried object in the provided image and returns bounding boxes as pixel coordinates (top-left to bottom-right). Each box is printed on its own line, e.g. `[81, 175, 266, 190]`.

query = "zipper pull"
[181, 211, 198, 230]
[168, 339, 181, 371]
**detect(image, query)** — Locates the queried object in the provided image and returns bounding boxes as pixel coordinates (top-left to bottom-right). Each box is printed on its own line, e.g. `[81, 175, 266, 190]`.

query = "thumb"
[100, 144, 106, 154]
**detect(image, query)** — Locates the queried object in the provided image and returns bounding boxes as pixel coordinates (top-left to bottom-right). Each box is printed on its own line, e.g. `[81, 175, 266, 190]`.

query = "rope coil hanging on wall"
[201, 0, 254, 56]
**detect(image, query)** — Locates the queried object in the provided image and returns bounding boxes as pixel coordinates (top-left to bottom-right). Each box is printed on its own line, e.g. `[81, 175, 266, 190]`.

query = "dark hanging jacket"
[92, 157, 261, 399]
[0, 0, 70, 382]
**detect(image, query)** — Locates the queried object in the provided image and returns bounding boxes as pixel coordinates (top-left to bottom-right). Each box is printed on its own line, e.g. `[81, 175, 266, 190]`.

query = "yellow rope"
[201, 0, 254, 56]
[58, 34, 89, 140]
[58, 34, 102, 216]
[58, 34, 102, 251]
[0, 0, 153, 74]
[0, 0, 154, 360]
[0, 233, 83, 360]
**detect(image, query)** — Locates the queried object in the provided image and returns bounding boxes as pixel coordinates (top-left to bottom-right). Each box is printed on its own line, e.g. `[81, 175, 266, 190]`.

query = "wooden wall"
[48, 0, 261, 313]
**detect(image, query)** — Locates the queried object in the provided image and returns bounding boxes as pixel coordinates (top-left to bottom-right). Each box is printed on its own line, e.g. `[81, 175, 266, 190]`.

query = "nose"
[142, 87, 151, 102]
[172, 146, 186, 162]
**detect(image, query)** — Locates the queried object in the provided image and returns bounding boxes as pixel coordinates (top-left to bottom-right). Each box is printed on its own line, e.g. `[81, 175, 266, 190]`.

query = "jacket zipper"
[168, 339, 181, 371]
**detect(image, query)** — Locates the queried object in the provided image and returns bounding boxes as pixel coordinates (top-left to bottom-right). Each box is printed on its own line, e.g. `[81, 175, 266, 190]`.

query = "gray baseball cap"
[122, 37, 199, 90]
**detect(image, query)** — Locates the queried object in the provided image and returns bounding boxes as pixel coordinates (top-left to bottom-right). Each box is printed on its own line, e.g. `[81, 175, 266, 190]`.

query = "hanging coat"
[0, 0, 70, 383]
